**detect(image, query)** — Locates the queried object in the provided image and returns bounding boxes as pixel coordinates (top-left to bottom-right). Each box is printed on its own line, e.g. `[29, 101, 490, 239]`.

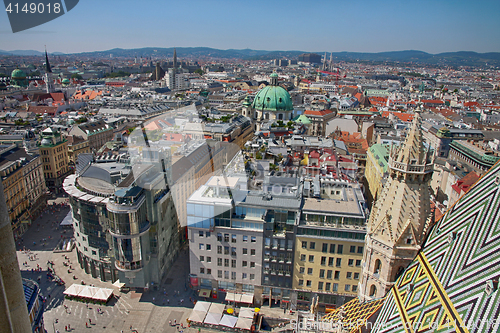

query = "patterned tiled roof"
[372, 160, 500, 333]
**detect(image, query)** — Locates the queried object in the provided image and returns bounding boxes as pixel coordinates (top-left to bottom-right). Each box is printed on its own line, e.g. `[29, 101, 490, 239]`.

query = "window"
[224, 258, 229, 267]
[327, 270, 332, 279]
[306, 280, 311, 287]
[218, 270, 222, 278]
[309, 255, 314, 263]
[225, 271, 229, 279]
[352, 285, 358, 292]
[318, 269, 325, 279]
[345, 284, 350, 292]
[207, 268, 211, 275]
[370, 285, 377, 296]
[231, 272, 236, 280]
[348, 259, 354, 266]
[374, 259, 382, 274]
[250, 262, 255, 268]
[206, 231, 211, 237]
[307, 268, 313, 275]
[298, 279, 304, 286]
[217, 233, 222, 241]
[337, 245, 343, 254]
[199, 231, 204, 237]
[336, 258, 342, 267]
[242, 273, 247, 279]
[321, 256, 326, 265]
[322, 243, 328, 253]
[302, 241, 307, 249]
[231, 247, 236, 256]
[206, 244, 211, 251]
[243, 235, 248, 242]
[350, 246, 356, 253]
[354, 273, 359, 280]
[332, 283, 338, 292]
[242, 261, 247, 267]
[251, 236, 256, 243]
[243, 248, 248, 255]
[200, 256, 204, 262]
[224, 246, 229, 255]
[329, 244, 335, 253]
[310, 242, 315, 250]
[328, 257, 334, 266]
[357, 246, 363, 254]
[232, 234, 237, 243]
[207, 257, 211, 263]
[346, 272, 352, 279]
[218, 258, 222, 266]
[199, 244, 204, 250]
[231, 259, 236, 268]
[318, 282, 324, 290]
[200, 267, 205, 274]
[356, 260, 362, 267]
[251, 249, 256, 256]
[299, 267, 305, 274]
[250, 274, 255, 280]
[325, 283, 331, 291]
[300, 254, 306, 261]
[217, 246, 222, 254]
[334, 271, 340, 280]
[224, 234, 229, 242]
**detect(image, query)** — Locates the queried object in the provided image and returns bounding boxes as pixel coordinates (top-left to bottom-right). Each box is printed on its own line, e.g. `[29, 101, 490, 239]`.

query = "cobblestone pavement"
[17, 195, 297, 333]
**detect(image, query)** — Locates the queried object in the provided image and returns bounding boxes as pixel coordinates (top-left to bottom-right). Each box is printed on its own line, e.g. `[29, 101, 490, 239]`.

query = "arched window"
[369, 284, 377, 297]
[395, 266, 405, 281]
[374, 259, 382, 274]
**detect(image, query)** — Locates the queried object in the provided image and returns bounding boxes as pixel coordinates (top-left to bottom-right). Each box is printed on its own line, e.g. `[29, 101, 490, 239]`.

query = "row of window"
[301, 242, 363, 254]
[298, 267, 360, 280]
[210, 232, 257, 243]
[199, 269, 256, 281]
[299, 255, 362, 268]
[297, 280, 358, 292]
[213, 258, 256, 268]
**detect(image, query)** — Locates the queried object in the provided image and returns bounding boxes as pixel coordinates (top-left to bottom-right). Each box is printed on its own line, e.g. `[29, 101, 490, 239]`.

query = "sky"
[1, 0, 499, 54]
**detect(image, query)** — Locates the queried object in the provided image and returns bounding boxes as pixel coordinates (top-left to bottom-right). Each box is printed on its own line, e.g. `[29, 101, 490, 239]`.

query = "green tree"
[194, 69, 204, 75]
[71, 73, 83, 80]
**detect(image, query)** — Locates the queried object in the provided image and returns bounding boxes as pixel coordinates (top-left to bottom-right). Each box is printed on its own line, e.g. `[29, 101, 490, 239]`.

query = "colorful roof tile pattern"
[320, 297, 385, 333]
[371, 161, 500, 333]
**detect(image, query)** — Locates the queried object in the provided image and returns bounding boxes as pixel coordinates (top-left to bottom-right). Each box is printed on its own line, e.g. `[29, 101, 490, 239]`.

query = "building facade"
[69, 120, 114, 152]
[39, 127, 71, 194]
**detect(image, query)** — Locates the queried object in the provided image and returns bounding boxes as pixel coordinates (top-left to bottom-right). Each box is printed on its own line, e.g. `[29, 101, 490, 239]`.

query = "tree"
[71, 73, 83, 80]
[194, 69, 204, 76]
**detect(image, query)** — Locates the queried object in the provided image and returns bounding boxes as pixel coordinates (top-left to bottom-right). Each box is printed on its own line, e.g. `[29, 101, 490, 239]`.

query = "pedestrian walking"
[86, 322, 88, 328]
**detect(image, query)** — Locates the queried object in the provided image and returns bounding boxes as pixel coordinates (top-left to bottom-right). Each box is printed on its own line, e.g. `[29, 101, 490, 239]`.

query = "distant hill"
[0, 49, 65, 56]
[1, 47, 500, 67]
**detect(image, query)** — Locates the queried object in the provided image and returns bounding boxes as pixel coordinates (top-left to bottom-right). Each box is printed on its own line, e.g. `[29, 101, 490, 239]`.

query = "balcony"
[115, 260, 143, 272]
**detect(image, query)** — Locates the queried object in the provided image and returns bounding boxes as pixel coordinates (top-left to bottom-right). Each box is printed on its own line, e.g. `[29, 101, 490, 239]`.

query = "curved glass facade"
[108, 202, 149, 236]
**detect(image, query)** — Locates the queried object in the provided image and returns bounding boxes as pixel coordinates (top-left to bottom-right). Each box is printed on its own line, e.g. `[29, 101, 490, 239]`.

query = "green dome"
[293, 114, 311, 125]
[11, 69, 26, 79]
[270, 72, 278, 78]
[252, 85, 293, 112]
[62, 78, 70, 84]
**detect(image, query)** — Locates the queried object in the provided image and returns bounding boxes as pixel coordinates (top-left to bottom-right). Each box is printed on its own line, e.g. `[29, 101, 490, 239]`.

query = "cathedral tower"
[359, 113, 434, 301]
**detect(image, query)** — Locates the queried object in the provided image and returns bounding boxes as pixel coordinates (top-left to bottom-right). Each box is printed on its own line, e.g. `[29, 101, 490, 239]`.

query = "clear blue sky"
[1, 0, 499, 54]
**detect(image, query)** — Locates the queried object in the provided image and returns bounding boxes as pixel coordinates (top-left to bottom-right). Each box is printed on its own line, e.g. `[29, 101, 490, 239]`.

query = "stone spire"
[45, 47, 52, 73]
[44, 47, 54, 93]
[359, 112, 434, 301]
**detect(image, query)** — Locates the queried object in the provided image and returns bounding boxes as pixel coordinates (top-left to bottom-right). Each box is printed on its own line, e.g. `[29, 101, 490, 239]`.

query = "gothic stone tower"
[45, 48, 55, 93]
[359, 113, 434, 301]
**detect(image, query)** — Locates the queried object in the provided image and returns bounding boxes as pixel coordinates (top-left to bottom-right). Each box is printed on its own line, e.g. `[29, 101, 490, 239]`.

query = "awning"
[193, 301, 211, 313]
[225, 292, 242, 302]
[235, 317, 253, 330]
[219, 314, 238, 328]
[208, 302, 225, 315]
[240, 293, 254, 304]
[188, 310, 207, 323]
[112, 280, 125, 289]
[199, 289, 211, 298]
[63, 284, 84, 297]
[60, 212, 73, 226]
[238, 308, 254, 319]
[93, 288, 113, 302]
[203, 312, 222, 325]
[78, 286, 98, 298]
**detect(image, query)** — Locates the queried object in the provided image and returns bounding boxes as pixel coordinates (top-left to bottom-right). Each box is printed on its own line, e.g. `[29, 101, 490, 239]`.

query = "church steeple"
[359, 112, 434, 302]
[173, 48, 177, 73]
[45, 47, 52, 73]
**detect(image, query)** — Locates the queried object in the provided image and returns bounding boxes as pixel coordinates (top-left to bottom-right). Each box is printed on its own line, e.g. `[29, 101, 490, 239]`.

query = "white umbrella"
[219, 314, 238, 328]
[235, 317, 253, 330]
[204, 312, 222, 325]
[208, 302, 225, 315]
[193, 301, 211, 313]
[188, 310, 207, 323]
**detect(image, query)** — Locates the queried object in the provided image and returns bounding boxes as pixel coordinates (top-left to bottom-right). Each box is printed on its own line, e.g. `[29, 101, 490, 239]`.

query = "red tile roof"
[304, 109, 333, 116]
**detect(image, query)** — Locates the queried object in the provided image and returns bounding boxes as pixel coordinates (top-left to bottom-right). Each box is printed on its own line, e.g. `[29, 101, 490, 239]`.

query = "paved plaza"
[16, 195, 296, 333]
